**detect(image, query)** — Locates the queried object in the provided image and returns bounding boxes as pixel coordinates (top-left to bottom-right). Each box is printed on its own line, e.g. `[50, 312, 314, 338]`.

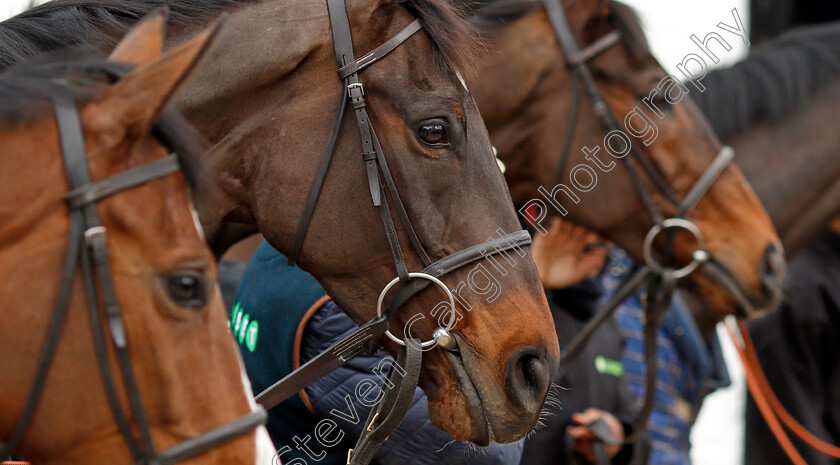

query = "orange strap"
[729, 318, 840, 461]
[727, 322, 807, 465]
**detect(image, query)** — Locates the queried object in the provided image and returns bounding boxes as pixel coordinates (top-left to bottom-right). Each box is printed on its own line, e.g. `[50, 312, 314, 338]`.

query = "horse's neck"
[731, 77, 840, 256]
[164, 2, 330, 238]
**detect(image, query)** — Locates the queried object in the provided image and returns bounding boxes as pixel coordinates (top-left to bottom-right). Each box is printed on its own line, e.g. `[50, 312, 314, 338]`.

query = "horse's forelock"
[403, 0, 484, 79]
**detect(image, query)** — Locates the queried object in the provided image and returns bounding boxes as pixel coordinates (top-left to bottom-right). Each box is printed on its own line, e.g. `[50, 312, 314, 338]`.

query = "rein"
[726, 318, 840, 464]
[537, 0, 745, 447]
[257, 1, 533, 464]
[1, 86, 266, 464]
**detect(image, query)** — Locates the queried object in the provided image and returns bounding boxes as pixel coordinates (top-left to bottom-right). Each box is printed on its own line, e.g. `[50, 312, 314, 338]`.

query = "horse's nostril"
[505, 347, 551, 412]
[761, 242, 787, 283]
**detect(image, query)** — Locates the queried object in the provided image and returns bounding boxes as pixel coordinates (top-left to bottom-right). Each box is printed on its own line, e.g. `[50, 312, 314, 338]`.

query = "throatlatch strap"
[287, 86, 348, 267]
[553, 74, 581, 189]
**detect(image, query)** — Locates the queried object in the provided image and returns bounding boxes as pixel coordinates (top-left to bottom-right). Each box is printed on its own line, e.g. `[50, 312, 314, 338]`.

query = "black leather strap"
[154, 410, 268, 465]
[623, 270, 675, 445]
[552, 73, 581, 189]
[287, 85, 348, 267]
[55, 94, 160, 464]
[560, 266, 651, 364]
[542, 7, 741, 448]
[676, 146, 734, 217]
[289, 0, 430, 278]
[337, 19, 423, 79]
[0, 209, 86, 459]
[542, 0, 681, 222]
[65, 155, 179, 208]
[256, 316, 390, 409]
[566, 31, 620, 67]
[384, 230, 532, 319]
[348, 341, 422, 465]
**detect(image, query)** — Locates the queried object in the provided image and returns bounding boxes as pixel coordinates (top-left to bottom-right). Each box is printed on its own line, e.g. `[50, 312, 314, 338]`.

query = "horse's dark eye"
[418, 123, 449, 146]
[165, 271, 208, 309]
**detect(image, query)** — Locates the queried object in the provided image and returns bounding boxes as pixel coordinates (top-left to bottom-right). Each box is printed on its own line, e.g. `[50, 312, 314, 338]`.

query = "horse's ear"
[96, 19, 223, 136]
[108, 8, 168, 65]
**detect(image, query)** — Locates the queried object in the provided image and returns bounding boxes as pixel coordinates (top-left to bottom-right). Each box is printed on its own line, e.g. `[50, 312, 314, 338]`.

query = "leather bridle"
[1, 85, 266, 463]
[537, 0, 757, 446]
[256, 1, 536, 463]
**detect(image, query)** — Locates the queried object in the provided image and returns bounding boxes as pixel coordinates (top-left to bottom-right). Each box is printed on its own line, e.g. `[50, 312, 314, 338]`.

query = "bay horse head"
[158, 0, 560, 443]
[0, 18, 274, 464]
[469, 0, 785, 325]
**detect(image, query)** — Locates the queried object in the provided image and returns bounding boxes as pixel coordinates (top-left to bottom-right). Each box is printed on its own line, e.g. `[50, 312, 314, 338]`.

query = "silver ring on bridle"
[643, 218, 709, 279]
[376, 272, 457, 348]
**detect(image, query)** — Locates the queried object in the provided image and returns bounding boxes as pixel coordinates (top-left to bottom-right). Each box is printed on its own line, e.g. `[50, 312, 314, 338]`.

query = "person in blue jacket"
[598, 248, 731, 465]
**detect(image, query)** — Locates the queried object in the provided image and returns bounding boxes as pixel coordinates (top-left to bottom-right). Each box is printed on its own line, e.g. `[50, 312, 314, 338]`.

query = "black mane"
[691, 21, 840, 138]
[462, 0, 540, 34]
[0, 0, 480, 77]
[0, 47, 104, 122]
[405, 0, 482, 77]
[0, 49, 209, 197]
[0, 0, 245, 71]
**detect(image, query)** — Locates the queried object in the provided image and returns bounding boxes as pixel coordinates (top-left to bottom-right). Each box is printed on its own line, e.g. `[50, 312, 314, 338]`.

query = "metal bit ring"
[376, 272, 457, 348]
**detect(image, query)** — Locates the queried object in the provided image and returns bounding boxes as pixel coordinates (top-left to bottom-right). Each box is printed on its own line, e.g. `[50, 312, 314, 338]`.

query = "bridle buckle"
[347, 82, 365, 96]
[83, 226, 106, 246]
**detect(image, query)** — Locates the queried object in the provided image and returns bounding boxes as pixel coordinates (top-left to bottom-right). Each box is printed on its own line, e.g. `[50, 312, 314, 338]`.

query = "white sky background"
[1, 0, 749, 464]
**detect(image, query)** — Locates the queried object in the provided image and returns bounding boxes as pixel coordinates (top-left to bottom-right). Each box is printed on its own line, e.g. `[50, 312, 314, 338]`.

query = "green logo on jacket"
[594, 355, 624, 377]
[230, 301, 259, 353]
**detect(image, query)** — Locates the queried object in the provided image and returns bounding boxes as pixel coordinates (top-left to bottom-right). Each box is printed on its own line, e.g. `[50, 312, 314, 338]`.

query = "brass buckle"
[366, 412, 379, 433]
[347, 82, 364, 96]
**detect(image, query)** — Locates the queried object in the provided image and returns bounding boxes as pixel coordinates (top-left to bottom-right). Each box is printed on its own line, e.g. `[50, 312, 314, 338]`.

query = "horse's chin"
[442, 345, 494, 446]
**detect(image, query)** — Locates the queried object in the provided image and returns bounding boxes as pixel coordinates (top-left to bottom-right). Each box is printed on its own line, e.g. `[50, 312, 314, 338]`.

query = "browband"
[65, 155, 179, 209]
[338, 19, 424, 79]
